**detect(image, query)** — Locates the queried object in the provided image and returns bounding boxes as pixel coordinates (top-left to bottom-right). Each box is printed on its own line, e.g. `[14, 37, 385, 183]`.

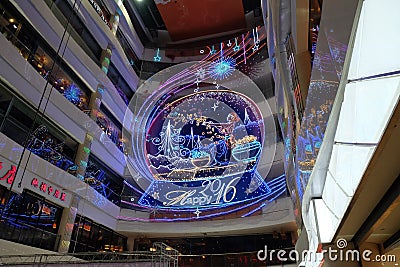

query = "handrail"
[27, 136, 78, 174]
[0, 250, 178, 265]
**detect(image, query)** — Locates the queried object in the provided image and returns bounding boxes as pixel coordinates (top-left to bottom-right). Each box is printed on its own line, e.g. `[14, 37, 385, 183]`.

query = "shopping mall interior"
[0, 0, 399, 266]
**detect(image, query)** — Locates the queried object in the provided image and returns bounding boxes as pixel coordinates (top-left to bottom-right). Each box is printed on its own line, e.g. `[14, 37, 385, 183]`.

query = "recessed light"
[9, 18, 15, 23]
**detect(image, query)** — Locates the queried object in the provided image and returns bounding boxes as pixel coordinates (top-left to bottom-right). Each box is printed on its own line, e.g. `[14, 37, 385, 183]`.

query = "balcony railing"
[83, 174, 121, 205]
[116, 29, 141, 76]
[27, 135, 78, 175]
[0, 18, 90, 113]
[0, 251, 177, 266]
[96, 111, 125, 153]
[83, 158, 122, 205]
[87, 0, 112, 29]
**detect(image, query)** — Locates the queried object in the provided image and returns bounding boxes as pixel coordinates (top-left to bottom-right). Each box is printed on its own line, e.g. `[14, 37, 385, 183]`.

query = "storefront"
[0, 185, 63, 251]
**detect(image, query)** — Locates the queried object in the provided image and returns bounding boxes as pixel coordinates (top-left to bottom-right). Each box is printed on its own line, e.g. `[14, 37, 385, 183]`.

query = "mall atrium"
[0, 0, 399, 266]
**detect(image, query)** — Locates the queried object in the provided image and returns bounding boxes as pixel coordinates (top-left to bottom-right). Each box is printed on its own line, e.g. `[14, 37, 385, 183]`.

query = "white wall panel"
[313, 199, 337, 244]
[335, 77, 400, 144]
[302, 0, 400, 249]
[328, 144, 374, 197]
[322, 171, 351, 218]
[347, 0, 400, 80]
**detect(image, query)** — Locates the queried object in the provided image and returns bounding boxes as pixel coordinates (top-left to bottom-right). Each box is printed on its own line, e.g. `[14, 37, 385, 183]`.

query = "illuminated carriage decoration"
[123, 60, 285, 216]
[144, 89, 263, 182]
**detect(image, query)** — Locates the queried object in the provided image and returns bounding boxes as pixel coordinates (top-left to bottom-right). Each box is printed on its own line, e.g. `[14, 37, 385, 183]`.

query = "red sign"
[31, 177, 67, 202]
[0, 162, 16, 185]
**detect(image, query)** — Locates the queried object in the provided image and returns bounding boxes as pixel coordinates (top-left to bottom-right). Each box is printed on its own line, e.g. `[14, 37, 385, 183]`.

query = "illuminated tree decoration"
[209, 57, 236, 80]
[63, 84, 82, 105]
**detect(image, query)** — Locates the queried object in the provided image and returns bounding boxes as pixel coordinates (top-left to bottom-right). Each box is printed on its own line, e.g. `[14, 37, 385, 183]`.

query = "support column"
[100, 45, 112, 75]
[60, 45, 113, 253]
[110, 0, 123, 35]
[75, 134, 93, 181]
[73, 45, 112, 179]
[110, 12, 120, 35]
[57, 196, 79, 253]
[127, 236, 135, 252]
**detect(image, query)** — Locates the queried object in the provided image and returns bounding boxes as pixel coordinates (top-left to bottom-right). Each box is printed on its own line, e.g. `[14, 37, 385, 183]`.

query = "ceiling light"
[9, 18, 15, 23]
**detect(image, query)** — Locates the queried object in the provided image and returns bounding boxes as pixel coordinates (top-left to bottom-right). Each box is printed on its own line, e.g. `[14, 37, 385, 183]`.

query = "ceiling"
[155, 0, 246, 41]
[129, 0, 261, 44]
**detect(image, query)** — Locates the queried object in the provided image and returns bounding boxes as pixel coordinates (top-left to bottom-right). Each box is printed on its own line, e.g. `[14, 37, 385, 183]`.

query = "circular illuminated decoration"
[123, 60, 283, 218]
[209, 57, 236, 80]
[146, 89, 262, 183]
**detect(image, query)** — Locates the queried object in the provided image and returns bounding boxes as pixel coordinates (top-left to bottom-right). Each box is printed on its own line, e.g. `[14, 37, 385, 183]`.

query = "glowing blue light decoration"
[209, 45, 217, 55]
[233, 37, 240, 51]
[63, 84, 82, 105]
[122, 33, 282, 220]
[209, 57, 236, 80]
[122, 174, 286, 221]
[190, 149, 210, 159]
[153, 48, 161, 62]
[26, 125, 78, 173]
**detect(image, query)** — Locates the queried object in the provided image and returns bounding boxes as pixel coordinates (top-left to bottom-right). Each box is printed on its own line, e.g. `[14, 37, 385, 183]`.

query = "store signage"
[0, 162, 16, 186]
[31, 177, 67, 202]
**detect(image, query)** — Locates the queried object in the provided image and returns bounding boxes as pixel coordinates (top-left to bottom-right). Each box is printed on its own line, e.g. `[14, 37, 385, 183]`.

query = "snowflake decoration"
[195, 68, 206, 79]
[209, 57, 236, 80]
[63, 84, 82, 105]
[149, 205, 160, 216]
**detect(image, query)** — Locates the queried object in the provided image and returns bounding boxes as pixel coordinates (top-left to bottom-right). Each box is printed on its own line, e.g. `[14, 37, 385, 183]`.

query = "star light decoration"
[194, 207, 201, 218]
[209, 57, 236, 80]
[245, 188, 252, 195]
[153, 48, 161, 62]
[152, 191, 160, 200]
